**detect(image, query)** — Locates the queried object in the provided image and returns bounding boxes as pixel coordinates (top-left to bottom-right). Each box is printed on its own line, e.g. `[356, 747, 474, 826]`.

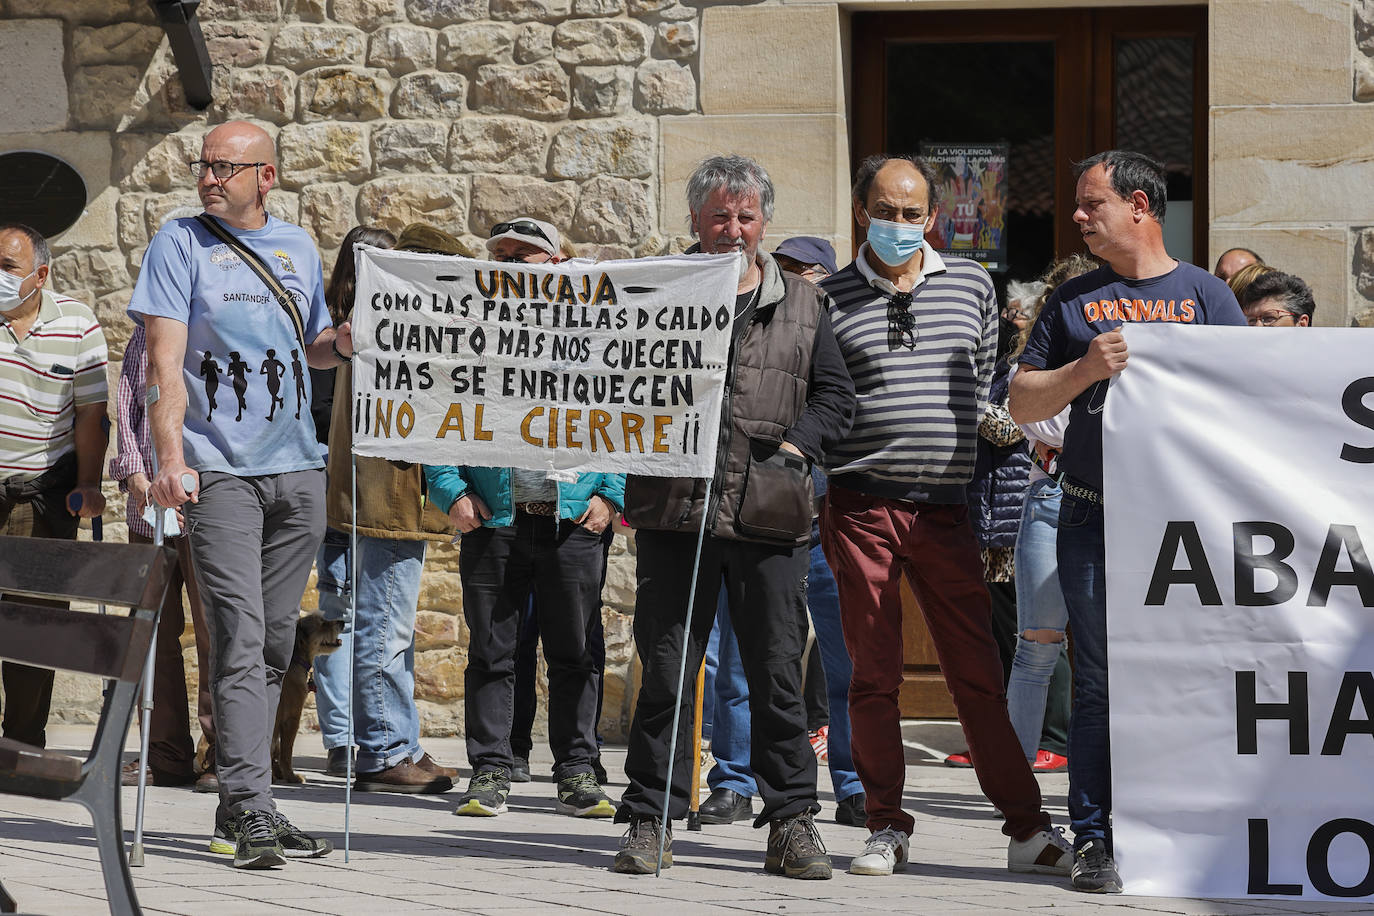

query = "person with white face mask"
[817, 155, 1073, 881]
[0, 222, 109, 749]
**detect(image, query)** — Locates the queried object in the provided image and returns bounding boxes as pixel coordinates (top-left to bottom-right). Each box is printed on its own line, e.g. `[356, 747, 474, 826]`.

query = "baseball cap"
[485, 216, 560, 258]
[773, 237, 838, 276]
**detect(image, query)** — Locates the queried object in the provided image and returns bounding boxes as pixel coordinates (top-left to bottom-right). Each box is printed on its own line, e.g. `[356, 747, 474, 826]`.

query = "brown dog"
[271, 610, 345, 785]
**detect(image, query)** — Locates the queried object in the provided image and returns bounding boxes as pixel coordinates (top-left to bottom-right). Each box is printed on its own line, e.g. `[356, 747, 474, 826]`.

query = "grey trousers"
[186, 468, 325, 821]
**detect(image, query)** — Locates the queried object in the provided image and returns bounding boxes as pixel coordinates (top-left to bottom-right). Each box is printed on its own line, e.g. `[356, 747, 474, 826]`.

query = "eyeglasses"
[491, 219, 551, 246]
[1246, 310, 1297, 327]
[887, 291, 918, 350]
[188, 160, 265, 181]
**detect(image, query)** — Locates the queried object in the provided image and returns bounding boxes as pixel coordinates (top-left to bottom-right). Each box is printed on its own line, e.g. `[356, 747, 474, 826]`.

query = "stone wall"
[1210, 0, 1374, 327]
[2, 0, 707, 742]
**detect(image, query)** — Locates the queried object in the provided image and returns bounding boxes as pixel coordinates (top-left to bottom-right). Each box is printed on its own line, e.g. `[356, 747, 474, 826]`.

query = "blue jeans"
[1056, 489, 1110, 850]
[805, 542, 862, 801]
[706, 590, 758, 798]
[1006, 478, 1071, 762]
[313, 528, 353, 750]
[314, 530, 427, 773]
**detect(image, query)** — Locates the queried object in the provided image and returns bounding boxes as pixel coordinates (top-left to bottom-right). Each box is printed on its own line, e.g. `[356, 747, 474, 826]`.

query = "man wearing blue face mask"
[818, 155, 1070, 880]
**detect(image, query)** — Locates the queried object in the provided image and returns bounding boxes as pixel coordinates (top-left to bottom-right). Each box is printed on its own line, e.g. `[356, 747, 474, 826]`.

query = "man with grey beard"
[613, 154, 855, 879]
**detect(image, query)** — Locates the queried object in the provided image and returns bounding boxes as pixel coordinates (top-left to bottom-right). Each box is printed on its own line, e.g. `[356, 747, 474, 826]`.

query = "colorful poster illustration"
[920, 142, 1009, 272]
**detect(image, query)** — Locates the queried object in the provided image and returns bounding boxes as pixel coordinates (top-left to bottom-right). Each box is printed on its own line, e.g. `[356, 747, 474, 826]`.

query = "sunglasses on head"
[491, 220, 551, 246]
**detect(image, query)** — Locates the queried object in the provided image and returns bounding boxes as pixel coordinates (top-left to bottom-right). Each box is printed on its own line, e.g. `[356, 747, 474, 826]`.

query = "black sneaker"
[613, 815, 670, 874]
[555, 771, 615, 818]
[269, 810, 333, 858]
[511, 756, 532, 782]
[454, 768, 510, 816]
[232, 810, 285, 869]
[765, 812, 832, 879]
[834, 792, 867, 827]
[1071, 839, 1123, 893]
[209, 816, 235, 856]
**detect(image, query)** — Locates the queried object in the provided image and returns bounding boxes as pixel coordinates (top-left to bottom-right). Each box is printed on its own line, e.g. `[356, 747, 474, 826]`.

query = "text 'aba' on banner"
[1103, 324, 1374, 901]
[348, 247, 739, 477]
[920, 142, 1009, 273]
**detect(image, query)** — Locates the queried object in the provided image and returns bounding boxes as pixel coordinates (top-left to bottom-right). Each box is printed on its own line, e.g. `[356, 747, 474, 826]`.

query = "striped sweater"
[0, 289, 109, 480]
[820, 245, 997, 503]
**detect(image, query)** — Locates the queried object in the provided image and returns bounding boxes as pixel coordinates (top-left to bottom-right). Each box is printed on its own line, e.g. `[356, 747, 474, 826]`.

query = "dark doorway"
[853, 6, 1207, 281]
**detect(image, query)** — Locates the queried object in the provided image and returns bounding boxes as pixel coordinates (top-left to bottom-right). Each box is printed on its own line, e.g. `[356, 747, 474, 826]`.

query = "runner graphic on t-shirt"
[199, 351, 222, 422]
[290, 349, 306, 420]
[261, 348, 286, 421]
[227, 351, 250, 422]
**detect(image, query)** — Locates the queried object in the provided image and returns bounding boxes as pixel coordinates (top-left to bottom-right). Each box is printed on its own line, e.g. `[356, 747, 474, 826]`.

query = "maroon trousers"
[130, 532, 216, 779]
[820, 484, 1049, 840]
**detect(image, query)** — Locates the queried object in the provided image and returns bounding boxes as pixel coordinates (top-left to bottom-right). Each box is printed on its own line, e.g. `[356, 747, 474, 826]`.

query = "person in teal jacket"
[424, 461, 625, 821]
[423, 207, 628, 824]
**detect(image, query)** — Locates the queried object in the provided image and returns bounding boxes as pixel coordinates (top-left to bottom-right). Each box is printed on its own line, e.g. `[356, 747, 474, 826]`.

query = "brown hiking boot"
[765, 812, 832, 879]
[354, 757, 453, 794]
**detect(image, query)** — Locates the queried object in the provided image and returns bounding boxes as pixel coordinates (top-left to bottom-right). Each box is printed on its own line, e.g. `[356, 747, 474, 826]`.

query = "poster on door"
[920, 142, 1009, 272]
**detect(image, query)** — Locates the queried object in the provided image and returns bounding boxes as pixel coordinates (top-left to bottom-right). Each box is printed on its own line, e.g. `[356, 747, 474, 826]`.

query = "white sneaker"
[1008, 825, 1073, 875]
[848, 827, 909, 876]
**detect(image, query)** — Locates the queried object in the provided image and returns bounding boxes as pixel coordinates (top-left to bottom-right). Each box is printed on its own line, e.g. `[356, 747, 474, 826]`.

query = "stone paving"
[2, 724, 1371, 915]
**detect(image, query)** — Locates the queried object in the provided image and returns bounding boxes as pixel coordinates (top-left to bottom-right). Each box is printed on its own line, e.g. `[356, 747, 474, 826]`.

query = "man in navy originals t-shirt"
[1010, 150, 1245, 894]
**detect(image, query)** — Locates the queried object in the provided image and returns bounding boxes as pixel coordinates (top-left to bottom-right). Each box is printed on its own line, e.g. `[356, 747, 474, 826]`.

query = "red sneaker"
[808, 726, 829, 762]
[1032, 749, 1068, 773]
[943, 750, 973, 768]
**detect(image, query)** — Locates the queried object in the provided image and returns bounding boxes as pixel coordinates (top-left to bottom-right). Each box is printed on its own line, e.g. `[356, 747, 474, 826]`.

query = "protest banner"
[349, 248, 740, 477]
[1104, 324, 1374, 900]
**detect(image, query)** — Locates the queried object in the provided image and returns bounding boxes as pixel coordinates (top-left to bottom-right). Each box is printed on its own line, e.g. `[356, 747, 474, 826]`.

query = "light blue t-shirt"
[128, 214, 332, 476]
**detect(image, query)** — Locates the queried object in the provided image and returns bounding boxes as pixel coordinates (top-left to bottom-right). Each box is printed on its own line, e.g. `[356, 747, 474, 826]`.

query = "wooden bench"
[0, 534, 176, 916]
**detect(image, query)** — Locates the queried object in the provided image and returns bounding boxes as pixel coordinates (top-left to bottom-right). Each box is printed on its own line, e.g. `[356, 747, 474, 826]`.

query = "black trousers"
[459, 515, 605, 780]
[512, 527, 612, 760]
[619, 530, 819, 828]
[1, 464, 79, 749]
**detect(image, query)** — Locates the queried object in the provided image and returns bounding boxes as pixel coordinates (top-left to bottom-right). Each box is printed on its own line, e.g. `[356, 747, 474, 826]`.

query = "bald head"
[1214, 247, 1261, 282]
[203, 120, 277, 168]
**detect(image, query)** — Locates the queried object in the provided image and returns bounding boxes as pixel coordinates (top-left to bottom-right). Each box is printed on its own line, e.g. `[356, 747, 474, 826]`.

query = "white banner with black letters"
[349, 248, 739, 476]
[1105, 324, 1374, 900]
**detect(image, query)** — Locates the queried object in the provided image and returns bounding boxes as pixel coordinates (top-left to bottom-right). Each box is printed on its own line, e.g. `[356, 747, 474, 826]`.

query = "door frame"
[851, 5, 1207, 266]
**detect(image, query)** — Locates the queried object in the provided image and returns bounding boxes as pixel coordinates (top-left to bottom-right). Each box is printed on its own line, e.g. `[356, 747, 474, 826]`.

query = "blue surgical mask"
[864, 214, 926, 267]
[0, 269, 36, 312]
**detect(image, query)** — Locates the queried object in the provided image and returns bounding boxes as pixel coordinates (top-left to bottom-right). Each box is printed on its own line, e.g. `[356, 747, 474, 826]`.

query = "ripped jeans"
[1006, 477, 1072, 762]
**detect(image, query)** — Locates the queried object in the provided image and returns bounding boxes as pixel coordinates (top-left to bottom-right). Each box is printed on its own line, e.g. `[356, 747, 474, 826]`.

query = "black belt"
[1058, 476, 1102, 505]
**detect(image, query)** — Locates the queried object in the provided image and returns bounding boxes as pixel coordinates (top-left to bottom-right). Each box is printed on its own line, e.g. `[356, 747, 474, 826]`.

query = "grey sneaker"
[454, 768, 511, 816]
[1008, 825, 1072, 876]
[231, 810, 285, 869]
[1071, 839, 1123, 893]
[269, 810, 333, 858]
[555, 771, 615, 818]
[613, 816, 670, 874]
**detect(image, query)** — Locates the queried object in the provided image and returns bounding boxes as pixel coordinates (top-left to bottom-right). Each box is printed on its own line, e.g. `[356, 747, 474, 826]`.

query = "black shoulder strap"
[196, 214, 307, 350]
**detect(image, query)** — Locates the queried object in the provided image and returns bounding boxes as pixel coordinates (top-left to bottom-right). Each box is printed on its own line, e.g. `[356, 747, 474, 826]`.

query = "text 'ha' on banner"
[1103, 324, 1374, 901]
[349, 248, 740, 477]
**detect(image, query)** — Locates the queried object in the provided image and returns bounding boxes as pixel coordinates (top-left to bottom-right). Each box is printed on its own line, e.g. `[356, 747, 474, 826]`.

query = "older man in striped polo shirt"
[817, 155, 1070, 880]
[0, 222, 109, 749]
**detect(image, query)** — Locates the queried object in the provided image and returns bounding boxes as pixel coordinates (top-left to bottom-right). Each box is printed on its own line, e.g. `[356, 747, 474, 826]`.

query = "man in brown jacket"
[613, 155, 855, 879]
[320, 223, 468, 793]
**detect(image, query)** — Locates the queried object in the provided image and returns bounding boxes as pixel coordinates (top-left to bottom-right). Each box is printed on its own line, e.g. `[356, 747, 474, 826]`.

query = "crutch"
[655, 477, 714, 875]
[131, 383, 195, 866]
[686, 656, 706, 832]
